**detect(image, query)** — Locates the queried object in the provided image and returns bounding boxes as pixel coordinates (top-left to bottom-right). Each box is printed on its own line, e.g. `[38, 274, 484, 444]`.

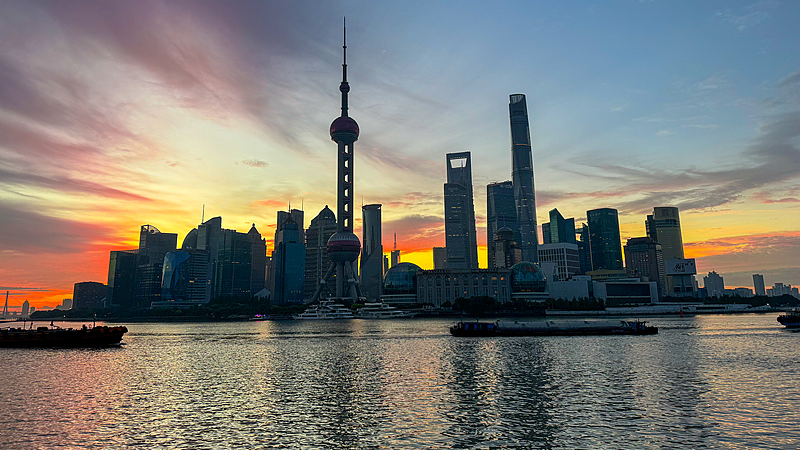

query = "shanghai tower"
[509, 94, 539, 263]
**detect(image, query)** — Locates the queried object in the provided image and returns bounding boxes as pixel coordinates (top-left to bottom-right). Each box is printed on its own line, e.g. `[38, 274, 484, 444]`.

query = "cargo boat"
[777, 310, 800, 328]
[0, 325, 128, 348]
[450, 320, 658, 337]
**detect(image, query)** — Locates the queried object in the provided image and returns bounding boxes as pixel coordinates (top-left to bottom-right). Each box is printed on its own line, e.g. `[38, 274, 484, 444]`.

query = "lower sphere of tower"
[327, 231, 361, 262]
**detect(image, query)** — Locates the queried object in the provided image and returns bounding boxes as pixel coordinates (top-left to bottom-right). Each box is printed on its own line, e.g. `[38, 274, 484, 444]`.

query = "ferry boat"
[293, 300, 355, 320]
[0, 325, 128, 348]
[450, 319, 658, 337]
[354, 302, 416, 319]
[777, 309, 800, 328]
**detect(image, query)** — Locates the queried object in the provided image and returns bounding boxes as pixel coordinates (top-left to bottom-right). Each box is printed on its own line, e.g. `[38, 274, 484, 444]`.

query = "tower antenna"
[201, 204, 205, 223]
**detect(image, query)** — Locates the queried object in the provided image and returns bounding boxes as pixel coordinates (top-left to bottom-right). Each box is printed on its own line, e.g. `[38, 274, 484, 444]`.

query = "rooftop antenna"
[394, 232, 397, 251]
[301, 198, 304, 211]
[341, 16, 348, 117]
[201, 204, 205, 223]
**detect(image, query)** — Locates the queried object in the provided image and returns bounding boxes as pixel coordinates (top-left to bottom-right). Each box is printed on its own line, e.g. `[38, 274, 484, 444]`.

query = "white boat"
[355, 302, 416, 319]
[293, 300, 355, 320]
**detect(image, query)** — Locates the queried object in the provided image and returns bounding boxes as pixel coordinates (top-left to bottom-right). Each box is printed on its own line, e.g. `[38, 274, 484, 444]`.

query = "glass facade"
[509, 94, 539, 262]
[511, 262, 547, 293]
[444, 152, 478, 269]
[587, 208, 623, 271]
[486, 181, 518, 269]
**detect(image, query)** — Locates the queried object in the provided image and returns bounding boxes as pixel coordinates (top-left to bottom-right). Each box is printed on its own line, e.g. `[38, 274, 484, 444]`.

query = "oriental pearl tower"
[310, 20, 365, 304]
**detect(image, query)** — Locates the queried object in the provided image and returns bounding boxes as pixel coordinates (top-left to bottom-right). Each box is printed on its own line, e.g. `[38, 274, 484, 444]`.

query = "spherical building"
[383, 262, 422, 304]
[327, 231, 361, 263]
[330, 116, 359, 142]
[511, 262, 547, 293]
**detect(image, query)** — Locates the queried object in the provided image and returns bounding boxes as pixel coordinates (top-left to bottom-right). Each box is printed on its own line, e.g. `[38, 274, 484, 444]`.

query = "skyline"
[1, 0, 799, 308]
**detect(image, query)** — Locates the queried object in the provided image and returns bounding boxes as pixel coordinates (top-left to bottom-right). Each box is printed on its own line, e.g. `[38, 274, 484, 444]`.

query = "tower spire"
[340, 17, 349, 118]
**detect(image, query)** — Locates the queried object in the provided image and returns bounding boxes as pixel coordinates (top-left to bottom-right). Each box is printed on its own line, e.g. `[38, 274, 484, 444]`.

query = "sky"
[1, 0, 799, 309]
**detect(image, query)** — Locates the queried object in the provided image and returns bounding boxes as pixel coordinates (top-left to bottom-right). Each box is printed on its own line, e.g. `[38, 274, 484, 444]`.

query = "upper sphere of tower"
[340, 81, 350, 93]
[330, 116, 360, 142]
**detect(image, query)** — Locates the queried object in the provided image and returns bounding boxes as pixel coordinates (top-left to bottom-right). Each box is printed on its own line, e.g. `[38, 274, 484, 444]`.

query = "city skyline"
[1, 1, 799, 308]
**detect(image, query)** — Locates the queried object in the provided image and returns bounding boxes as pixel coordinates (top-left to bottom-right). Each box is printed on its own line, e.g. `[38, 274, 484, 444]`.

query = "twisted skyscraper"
[509, 94, 539, 263]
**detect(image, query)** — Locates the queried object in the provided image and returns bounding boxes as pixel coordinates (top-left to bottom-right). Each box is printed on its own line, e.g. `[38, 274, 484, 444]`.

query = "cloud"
[240, 159, 269, 168]
[383, 214, 444, 254]
[689, 231, 800, 282]
[563, 111, 800, 214]
[776, 68, 800, 88]
[752, 192, 800, 203]
[0, 201, 121, 254]
[251, 199, 288, 208]
[714, 2, 775, 31]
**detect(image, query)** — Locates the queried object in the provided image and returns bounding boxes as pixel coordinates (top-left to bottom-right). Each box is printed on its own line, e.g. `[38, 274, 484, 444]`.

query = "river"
[1, 314, 798, 449]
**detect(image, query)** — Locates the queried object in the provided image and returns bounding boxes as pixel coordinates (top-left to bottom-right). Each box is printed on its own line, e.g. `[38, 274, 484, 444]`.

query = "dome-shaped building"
[511, 262, 548, 293]
[383, 262, 422, 304]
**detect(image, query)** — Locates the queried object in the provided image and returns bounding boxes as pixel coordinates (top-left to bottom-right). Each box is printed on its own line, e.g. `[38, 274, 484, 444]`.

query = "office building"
[577, 224, 591, 275]
[361, 204, 384, 301]
[73, 281, 108, 310]
[215, 228, 255, 298]
[753, 274, 766, 296]
[158, 249, 210, 307]
[646, 207, 688, 294]
[541, 209, 576, 245]
[624, 237, 666, 297]
[486, 181, 518, 268]
[22, 300, 30, 318]
[271, 210, 306, 305]
[106, 250, 139, 309]
[509, 94, 539, 262]
[433, 247, 447, 269]
[197, 216, 223, 302]
[444, 151, 478, 269]
[703, 271, 725, 297]
[494, 227, 523, 269]
[305, 206, 337, 300]
[416, 267, 513, 307]
[538, 243, 580, 282]
[248, 225, 267, 295]
[587, 208, 623, 271]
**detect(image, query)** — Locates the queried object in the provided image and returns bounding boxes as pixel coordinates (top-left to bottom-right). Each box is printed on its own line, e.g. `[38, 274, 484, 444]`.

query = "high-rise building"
[703, 271, 725, 297]
[361, 204, 384, 301]
[248, 224, 267, 295]
[139, 225, 178, 264]
[73, 281, 108, 310]
[753, 274, 766, 296]
[158, 249, 210, 307]
[624, 237, 666, 297]
[538, 243, 580, 281]
[541, 208, 577, 245]
[433, 247, 447, 269]
[197, 216, 223, 303]
[309, 23, 365, 304]
[135, 225, 177, 307]
[509, 94, 539, 262]
[487, 181, 519, 269]
[391, 250, 400, 267]
[646, 207, 687, 294]
[271, 211, 306, 305]
[444, 151, 478, 269]
[577, 224, 591, 275]
[587, 208, 623, 271]
[107, 250, 139, 309]
[22, 300, 30, 318]
[215, 229, 254, 298]
[305, 206, 337, 300]
[494, 227, 523, 269]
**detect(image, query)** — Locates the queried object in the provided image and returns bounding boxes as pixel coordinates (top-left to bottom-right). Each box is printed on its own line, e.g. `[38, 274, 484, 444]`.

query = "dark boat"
[450, 320, 658, 337]
[0, 325, 128, 348]
[777, 310, 800, 328]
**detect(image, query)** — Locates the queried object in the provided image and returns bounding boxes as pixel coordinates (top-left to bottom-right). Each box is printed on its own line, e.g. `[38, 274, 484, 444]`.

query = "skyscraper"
[538, 242, 580, 281]
[444, 151, 478, 269]
[305, 206, 337, 300]
[73, 281, 108, 310]
[494, 227, 523, 269]
[271, 210, 306, 305]
[487, 181, 518, 268]
[541, 208, 577, 245]
[310, 22, 365, 304]
[361, 204, 384, 301]
[248, 224, 267, 295]
[577, 224, 591, 274]
[753, 274, 766, 296]
[433, 247, 447, 269]
[646, 207, 686, 294]
[215, 228, 254, 298]
[587, 208, 623, 271]
[197, 216, 222, 303]
[704, 270, 725, 297]
[509, 94, 539, 262]
[624, 237, 666, 297]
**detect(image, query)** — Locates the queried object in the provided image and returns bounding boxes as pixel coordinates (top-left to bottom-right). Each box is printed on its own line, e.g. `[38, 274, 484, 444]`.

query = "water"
[1, 314, 799, 449]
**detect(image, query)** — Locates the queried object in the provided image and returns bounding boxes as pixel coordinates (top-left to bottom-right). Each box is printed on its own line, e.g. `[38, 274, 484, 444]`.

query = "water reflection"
[2, 316, 800, 449]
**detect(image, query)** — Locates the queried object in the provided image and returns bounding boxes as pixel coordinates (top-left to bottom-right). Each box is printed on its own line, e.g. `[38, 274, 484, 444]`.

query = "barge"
[0, 325, 128, 348]
[450, 319, 658, 337]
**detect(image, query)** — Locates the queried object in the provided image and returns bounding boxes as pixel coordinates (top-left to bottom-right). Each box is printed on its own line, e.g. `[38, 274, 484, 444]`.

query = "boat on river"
[293, 300, 355, 320]
[777, 310, 800, 328]
[450, 319, 658, 337]
[355, 302, 416, 319]
[0, 325, 128, 348]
